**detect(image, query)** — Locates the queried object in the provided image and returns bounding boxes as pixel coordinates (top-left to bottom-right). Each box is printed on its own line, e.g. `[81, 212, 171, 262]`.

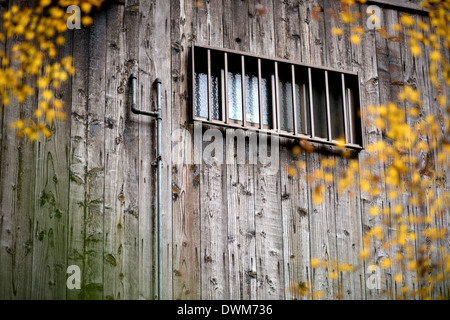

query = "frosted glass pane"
[260, 60, 274, 127]
[211, 73, 220, 119]
[210, 51, 224, 121]
[194, 47, 208, 118]
[295, 66, 310, 135]
[311, 70, 327, 138]
[194, 72, 208, 118]
[228, 54, 243, 121]
[328, 71, 345, 141]
[295, 82, 302, 133]
[261, 77, 270, 126]
[245, 57, 259, 124]
[278, 63, 294, 132]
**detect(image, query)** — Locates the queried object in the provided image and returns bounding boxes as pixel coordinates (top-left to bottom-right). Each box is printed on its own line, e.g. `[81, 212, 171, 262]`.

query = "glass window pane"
[278, 62, 294, 132]
[261, 61, 274, 127]
[210, 50, 224, 121]
[245, 56, 259, 125]
[328, 71, 345, 141]
[227, 53, 243, 121]
[311, 69, 327, 139]
[194, 47, 208, 118]
[295, 66, 310, 135]
[345, 74, 361, 145]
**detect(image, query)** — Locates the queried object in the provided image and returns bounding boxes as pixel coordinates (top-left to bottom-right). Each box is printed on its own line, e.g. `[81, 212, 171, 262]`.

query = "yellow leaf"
[10, 119, 24, 129]
[310, 258, 321, 268]
[410, 44, 421, 57]
[381, 258, 391, 269]
[338, 263, 354, 272]
[391, 23, 402, 32]
[369, 206, 379, 216]
[81, 2, 92, 13]
[40, 0, 52, 7]
[328, 271, 338, 280]
[430, 50, 441, 61]
[288, 166, 297, 177]
[56, 36, 66, 46]
[394, 273, 403, 283]
[42, 90, 53, 101]
[350, 34, 361, 45]
[312, 291, 324, 299]
[292, 145, 301, 155]
[340, 11, 355, 24]
[400, 14, 415, 27]
[82, 16, 94, 27]
[408, 260, 417, 271]
[394, 204, 403, 215]
[359, 248, 370, 260]
[324, 173, 334, 183]
[351, 26, 364, 34]
[53, 100, 63, 109]
[35, 109, 44, 118]
[332, 28, 343, 36]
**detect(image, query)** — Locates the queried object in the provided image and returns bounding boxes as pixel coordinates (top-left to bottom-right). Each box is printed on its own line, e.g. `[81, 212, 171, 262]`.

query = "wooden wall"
[0, 0, 448, 300]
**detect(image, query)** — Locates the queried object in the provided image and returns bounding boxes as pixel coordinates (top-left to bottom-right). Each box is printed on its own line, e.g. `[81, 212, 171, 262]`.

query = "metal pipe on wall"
[130, 73, 163, 300]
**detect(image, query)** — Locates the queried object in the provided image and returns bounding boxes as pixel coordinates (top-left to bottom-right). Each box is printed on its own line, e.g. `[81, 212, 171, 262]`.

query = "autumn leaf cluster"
[290, 0, 449, 300]
[1, 0, 105, 140]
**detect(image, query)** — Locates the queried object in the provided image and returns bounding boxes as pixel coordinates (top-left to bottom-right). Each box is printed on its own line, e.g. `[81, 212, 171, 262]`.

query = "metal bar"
[258, 58, 263, 130]
[341, 73, 349, 144]
[347, 88, 354, 145]
[241, 55, 246, 127]
[325, 70, 332, 141]
[207, 49, 212, 121]
[191, 45, 196, 121]
[291, 64, 298, 135]
[130, 73, 159, 118]
[221, 54, 225, 122]
[271, 74, 276, 130]
[224, 52, 229, 124]
[275, 62, 280, 132]
[191, 118, 364, 150]
[301, 83, 308, 134]
[130, 73, 163, 299]
[155, 78, 163, 301]
[357, 72, 363, 147]
[308, 68, 315, 137]
[193, 44, 359, 76]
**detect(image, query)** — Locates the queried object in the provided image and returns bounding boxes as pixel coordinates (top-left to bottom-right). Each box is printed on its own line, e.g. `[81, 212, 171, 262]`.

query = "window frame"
[191, 44, 363, 150]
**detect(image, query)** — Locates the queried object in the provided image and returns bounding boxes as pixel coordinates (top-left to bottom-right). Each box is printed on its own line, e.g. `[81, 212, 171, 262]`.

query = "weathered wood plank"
[121, 0, 142, 300]
[273, 0, 310, 300]
[222, 0, 258, 300]
[350, 2, 388, 300]
[416, 14, 449, 299]
[137, 0, 157, 300]
[0, 0, 36, 300]
[226, 146, 257, 300]
[279, 146, 312, 300]
[153, 0, 173, 300]
[66, 22, 90, 301]
[323, 0, 364, 300]
[31, 21, 73, 298]
[171, 0, 201, 300]
[103, 2, 126, 300]
[83, 8, 107, 300]
[201, 157, 229, 299]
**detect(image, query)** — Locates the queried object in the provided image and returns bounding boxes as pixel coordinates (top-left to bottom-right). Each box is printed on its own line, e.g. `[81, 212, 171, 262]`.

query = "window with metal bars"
[191, 44, 363, 149]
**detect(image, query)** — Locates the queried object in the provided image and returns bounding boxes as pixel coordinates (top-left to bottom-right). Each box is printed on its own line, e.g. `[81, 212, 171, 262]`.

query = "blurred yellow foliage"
[1, 0, 106, 140]
[289, 0, 450, 300]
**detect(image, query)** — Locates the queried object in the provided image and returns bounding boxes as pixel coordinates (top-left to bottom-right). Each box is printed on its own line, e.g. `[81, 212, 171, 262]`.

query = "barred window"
[191, 44, 362, 149]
